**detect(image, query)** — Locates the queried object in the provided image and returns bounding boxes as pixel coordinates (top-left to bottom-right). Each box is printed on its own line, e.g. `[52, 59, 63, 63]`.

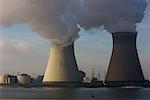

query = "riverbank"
[1, 82, 150, 88]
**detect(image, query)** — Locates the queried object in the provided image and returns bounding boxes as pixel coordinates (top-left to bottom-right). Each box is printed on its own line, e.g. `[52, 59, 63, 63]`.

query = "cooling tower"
[105, 32, 145, 83]
[43, 43, 82, 86]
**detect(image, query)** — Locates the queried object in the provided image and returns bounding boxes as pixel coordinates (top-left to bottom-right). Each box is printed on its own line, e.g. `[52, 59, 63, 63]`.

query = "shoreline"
[0, 83, 150, 88]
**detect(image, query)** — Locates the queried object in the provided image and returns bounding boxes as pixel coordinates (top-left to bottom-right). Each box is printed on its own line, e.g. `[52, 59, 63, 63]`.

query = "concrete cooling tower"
[105, 32, 145, 86]
[43, 43, 82, 87]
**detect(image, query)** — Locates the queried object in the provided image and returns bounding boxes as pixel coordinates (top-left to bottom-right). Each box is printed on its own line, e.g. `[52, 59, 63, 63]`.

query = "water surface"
[0, 87, 150, 100]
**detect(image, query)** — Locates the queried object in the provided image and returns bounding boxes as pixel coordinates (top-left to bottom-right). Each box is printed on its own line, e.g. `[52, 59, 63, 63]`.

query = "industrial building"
[105, 32, 145, 86]
[17, 74, 31, 85]
[0, 74, 17, 84]
[36, 75, 44, 83]
[43, 44, 82, 87]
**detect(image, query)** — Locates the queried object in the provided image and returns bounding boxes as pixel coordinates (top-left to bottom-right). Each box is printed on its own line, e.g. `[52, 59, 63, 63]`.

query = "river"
[0, 87, 150, 100]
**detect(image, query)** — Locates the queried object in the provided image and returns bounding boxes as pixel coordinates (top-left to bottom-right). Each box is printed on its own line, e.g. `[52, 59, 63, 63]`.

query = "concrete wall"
[105, 32, 145, 82]
[43, 44, 81, 82]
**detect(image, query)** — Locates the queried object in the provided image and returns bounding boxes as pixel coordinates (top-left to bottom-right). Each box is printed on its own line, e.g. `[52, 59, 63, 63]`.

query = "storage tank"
[0, 74, 11, 84]
[17, 74, 31, 85]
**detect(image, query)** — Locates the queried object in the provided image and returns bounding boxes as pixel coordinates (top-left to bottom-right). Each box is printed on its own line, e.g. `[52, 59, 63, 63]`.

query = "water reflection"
[0, 87, 150, 100]
[44, 88, 78, 99]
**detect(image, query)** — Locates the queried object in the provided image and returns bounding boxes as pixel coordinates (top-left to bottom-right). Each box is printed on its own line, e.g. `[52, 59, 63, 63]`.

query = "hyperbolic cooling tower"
[105, 32, 145, 82]
[43, 43, 81, 84]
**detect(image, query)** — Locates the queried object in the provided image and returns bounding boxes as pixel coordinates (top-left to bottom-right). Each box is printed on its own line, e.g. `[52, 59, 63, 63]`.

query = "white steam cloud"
[72, 0, 147, 32]
[0, 0, 79, 46]
[0, 0, 147, 45]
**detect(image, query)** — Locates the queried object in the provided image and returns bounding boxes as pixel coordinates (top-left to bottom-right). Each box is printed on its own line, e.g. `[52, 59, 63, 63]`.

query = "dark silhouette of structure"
[105, 32, 145, 86]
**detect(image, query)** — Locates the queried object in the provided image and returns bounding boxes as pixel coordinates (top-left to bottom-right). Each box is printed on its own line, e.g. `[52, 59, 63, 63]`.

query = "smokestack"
[105, 32, 145, 83]
[43, 43, 82, 86]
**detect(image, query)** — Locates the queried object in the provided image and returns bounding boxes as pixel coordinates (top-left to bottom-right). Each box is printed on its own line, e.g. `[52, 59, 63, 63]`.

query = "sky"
[0, 0, 150, 80]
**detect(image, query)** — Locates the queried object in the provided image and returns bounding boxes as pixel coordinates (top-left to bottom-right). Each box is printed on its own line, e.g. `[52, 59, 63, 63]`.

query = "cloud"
[0, 0, 79, 46]
[0, 0, 147, 47]
[0, 39, 30, 55]
[0, 39, 3, 48]
[0, 36, 49, 75]
[72, 0, 147, 32]
[13, 41, 30, 51]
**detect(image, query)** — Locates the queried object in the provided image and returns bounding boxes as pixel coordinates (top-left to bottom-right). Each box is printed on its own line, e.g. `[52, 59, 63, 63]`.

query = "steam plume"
[0, 0, 79, 46]
[0, 0, 147, 45]
[71, 0, 147, 32]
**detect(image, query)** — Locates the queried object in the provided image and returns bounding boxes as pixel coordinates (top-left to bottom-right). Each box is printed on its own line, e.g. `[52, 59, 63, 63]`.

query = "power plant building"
[0, 74, 17, 84]
[43, 44, 82, 86]
[105, 32, 145, 86]
[17, 74, 31, 85]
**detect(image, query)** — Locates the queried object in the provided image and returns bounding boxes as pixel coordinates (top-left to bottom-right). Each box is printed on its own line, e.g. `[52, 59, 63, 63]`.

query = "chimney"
[43, 43, 81, 86]
[105, 32, 145, 82]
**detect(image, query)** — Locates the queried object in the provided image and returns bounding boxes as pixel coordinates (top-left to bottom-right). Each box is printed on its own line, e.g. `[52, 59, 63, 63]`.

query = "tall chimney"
[105, 32, 145, 83]
[43, 43, 82, 86]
